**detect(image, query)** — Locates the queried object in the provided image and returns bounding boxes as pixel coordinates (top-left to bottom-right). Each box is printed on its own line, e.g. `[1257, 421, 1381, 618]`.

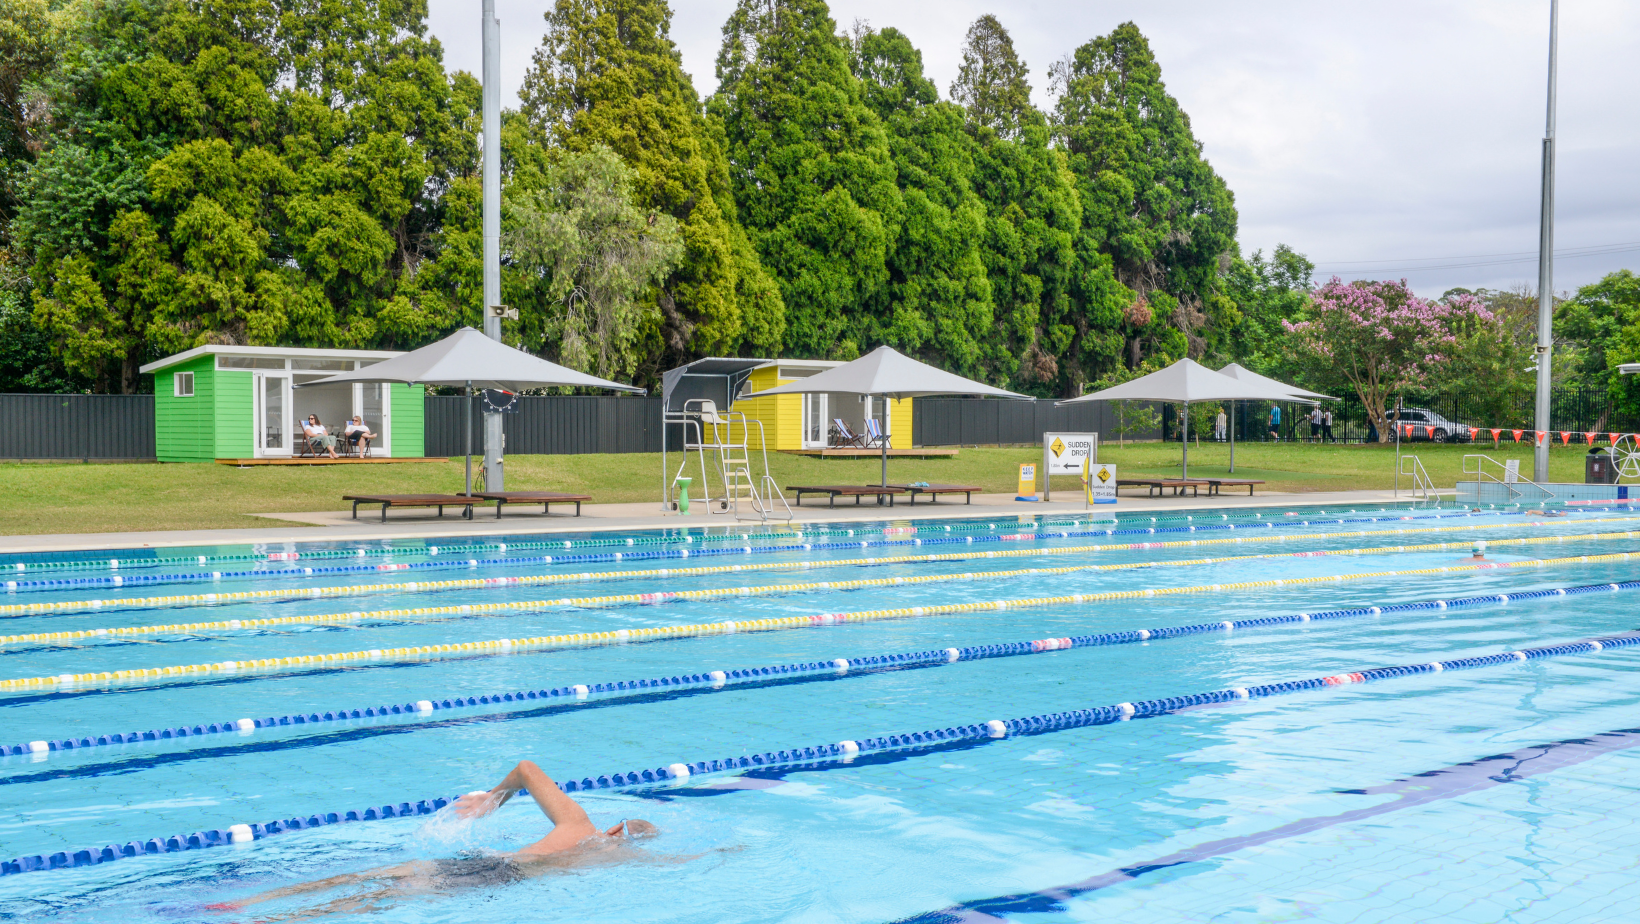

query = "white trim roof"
[139, 344, 406, 375]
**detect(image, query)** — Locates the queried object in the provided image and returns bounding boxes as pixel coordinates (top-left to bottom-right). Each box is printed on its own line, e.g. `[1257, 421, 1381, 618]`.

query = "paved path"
[0, 489, 1456, 555]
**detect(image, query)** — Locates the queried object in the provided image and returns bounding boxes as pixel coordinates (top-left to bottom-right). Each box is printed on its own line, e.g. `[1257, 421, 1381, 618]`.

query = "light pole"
[1532, 0, 1559, 484]
[481, 0, 505, 491]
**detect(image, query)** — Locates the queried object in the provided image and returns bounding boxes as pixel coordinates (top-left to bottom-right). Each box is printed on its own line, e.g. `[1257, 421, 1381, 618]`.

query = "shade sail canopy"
[1218, 363, 1336, 403]
[296, 327, 644, 393]
[661, 357, 773, 412]
[741, 346, 1028, 399]
[1057, 358, 1301, 406]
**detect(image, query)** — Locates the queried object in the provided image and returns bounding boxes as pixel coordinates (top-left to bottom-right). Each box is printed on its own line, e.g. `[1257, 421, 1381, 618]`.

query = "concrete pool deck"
[0, 488, 1459, 555]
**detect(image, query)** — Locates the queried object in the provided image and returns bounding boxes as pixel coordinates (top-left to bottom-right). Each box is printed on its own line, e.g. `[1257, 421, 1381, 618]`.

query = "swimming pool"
[4, 501, 1640, 922]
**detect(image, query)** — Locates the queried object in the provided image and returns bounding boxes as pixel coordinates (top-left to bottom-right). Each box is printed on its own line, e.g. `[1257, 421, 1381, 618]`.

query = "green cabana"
[140, 346, 423, 462]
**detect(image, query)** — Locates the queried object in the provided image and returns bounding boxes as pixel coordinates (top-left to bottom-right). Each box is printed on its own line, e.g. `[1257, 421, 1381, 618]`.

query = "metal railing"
[1463, 453, 1557, 502]
[1397, 454, 1439, 502]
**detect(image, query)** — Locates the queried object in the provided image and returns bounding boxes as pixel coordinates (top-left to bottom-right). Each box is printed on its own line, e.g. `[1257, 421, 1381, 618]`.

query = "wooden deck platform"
[778, 448, 959, 459]
[215, 457, 450, 466]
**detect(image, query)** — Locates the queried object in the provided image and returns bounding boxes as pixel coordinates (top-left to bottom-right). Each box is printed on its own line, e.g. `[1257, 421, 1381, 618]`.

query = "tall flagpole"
[481, 0, 506, 492]
[1532, 0, 1558, 484]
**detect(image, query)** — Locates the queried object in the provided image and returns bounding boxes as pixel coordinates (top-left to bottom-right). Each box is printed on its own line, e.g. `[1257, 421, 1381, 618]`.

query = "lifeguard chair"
[660, 358, 791, 522]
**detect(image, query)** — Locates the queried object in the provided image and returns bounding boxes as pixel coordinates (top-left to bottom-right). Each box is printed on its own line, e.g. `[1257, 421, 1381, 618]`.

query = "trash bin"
[1587, 447, 1617, 484]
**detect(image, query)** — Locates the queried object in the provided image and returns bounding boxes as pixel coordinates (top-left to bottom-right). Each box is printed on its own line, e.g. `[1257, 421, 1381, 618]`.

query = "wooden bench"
[343, 494, 489, 521]
[787, 485, 907, 507]
[1116, 478, 1213, 497]
[465, 491, 591, 518]
[1204, 478, 1265, 496]
[889, 484, 981, 505]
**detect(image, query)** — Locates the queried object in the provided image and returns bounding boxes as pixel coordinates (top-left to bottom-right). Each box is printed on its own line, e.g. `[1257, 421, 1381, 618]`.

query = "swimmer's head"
[605, 819, 659, 839]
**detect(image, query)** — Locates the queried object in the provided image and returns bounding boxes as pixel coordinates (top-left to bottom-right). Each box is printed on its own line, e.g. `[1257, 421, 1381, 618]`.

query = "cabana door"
[254, 373, 292, 457]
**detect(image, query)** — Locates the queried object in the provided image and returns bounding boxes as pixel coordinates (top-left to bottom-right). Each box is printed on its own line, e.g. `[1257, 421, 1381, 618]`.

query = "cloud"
[428, 0, 1640, 295]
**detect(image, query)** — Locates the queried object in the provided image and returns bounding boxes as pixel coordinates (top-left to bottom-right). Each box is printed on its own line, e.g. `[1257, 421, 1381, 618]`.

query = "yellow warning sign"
[1050, 437, 1066, 458]
[1096, 465, 1112, 484]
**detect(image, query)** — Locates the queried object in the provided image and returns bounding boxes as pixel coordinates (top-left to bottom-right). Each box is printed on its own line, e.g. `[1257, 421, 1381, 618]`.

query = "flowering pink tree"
[1283, 279, 1494, 442]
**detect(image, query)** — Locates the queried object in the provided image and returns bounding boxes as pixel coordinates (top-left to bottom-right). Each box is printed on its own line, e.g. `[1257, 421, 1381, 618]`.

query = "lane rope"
[6, 549, 1637, 691]
[10, 519, 1640, 619]
[9, 579, 1635, 760]
[11, 619, 1640, 876]
[11, 531, 1640, 647]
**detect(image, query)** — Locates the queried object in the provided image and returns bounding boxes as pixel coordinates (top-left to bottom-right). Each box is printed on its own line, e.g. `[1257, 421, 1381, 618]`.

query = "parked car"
[1389, 407, 1472, 443]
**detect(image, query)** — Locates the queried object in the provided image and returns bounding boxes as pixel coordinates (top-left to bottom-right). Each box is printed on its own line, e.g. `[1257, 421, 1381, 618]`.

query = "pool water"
[3, 503, 1640, 922]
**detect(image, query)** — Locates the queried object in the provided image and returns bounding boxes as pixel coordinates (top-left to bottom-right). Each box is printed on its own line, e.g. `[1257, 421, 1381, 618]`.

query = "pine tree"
[709, 0, 900, 359]
[1051, 22, 1237, 374]
[849, 25, 999, 380]
[519, 0, 782, 374]
[948, 15, 1033, 140]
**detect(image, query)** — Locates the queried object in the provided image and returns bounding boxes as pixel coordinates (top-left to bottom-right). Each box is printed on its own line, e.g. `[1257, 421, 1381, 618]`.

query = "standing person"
[1268, 404, 1281, 441]
[1322, 407, 1335, 443]
[1308, 406, 1323, 443]
[1214, 406, 1228, 442]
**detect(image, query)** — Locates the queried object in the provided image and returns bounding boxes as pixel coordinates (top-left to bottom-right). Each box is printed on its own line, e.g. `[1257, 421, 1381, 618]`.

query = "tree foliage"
[519, 0, 781, 376]
[709, 0, 900, 360]
[1051, 22, 1236, 376]
[505, 145, 683, 380]
[1283, 278, 1499, 440]
[1223, 244, 1313, 374]
[1558, 269, 1640, 418]
[13, 0, 479, 392]
[948, 14, 1032, 140]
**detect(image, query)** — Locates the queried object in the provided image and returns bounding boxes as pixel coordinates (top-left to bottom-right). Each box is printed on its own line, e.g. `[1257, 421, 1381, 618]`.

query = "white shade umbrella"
[300, 327, 644, 494]
[1057, 358, 1301, 478]
[742, 345, 1029, 486]
[1217, 363, 1336, 473]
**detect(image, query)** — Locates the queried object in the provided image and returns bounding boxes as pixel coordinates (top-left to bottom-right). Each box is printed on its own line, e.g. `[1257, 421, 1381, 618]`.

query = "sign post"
[1042, 432, 1098, 501]
[1083, 459, 1117, 505]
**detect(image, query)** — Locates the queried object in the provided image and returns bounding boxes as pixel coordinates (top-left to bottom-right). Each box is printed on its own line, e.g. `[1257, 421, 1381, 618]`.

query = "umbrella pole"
[879, 395, 889, 492]
[1182, 401, 1189, 479]
[1230, 401, 1236, 473]
[464, 380, 472, 496]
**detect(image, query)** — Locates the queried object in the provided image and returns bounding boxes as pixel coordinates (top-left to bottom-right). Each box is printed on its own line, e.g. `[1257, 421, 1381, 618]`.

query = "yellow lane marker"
[5, 531, 1637, 647]
[5, 550, 1635, 690]
[6, 518, 1639, 618]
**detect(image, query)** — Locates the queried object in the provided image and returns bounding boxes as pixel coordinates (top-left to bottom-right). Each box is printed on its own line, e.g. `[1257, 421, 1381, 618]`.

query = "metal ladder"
[708, 410, 791, 523]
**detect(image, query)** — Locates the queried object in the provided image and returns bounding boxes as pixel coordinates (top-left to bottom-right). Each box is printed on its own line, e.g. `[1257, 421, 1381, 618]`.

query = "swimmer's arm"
[457, 760, 593, 831]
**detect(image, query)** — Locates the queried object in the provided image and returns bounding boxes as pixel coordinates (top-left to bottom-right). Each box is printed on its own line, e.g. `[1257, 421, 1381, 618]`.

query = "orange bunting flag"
[1511, 429, 1523, 443]
[1613, 433, 1623, 445]
[1490, 428, 1501, 446]
[1560, 431, 1571, 445]
[1586, 431, 1598, 445]
[1424, 425, 1435, 438]
[1403, 425, 1413, 438]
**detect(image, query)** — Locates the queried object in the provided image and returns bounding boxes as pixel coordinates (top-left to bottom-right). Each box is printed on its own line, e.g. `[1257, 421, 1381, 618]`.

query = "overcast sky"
[428, 0, 1640, 297]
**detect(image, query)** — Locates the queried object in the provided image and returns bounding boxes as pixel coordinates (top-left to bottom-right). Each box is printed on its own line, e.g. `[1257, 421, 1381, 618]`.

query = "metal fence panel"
[424, 395, 663, 456]
[0, 394, 156, 460]
[912, 398, 1159, 446]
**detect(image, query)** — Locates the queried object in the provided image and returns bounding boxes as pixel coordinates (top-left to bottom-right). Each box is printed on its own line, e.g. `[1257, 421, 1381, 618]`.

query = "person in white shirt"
[1214, 407, 1227, 442]
[1309, 407, 1324, 442]
[302, 415, 339, 459]
[1321, 408, 1335, 442]
[344, 415, 377, 455]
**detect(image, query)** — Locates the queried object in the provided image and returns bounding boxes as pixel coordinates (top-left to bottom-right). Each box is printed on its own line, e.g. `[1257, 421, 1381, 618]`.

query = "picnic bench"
[786, 485, 907, 507]
[889, 484, 981, 505]
[1116, 478, 1212, 497]
[465, 491, 591, 518]
[343, 494, 489, 521]
[1204, 478, 1264, 496]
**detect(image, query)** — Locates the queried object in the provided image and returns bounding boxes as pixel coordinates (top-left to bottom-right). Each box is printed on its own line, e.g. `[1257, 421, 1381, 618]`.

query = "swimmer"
[209, 760, 671, 915]
[1525, 508, 1565, 517]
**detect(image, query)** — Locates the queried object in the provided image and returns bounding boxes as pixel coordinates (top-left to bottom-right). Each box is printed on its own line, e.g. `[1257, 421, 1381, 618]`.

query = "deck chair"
[832, 419, 867, 448]
[863, 418, 890, 448]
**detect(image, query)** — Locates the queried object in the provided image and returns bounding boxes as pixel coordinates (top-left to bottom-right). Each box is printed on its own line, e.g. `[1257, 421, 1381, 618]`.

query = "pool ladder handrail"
[1462, 453, 1557, 502]
[703, 408, 791, 523]
[1397, 454, 1439, 502]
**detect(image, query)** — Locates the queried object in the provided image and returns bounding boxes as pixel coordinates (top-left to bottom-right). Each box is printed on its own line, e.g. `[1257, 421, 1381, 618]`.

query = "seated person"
[344, 415, 377, 453]
[302, 415, 339, 459]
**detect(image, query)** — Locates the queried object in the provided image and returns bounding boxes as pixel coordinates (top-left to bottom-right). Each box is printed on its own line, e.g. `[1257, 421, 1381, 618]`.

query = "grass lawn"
[0, 440, 1607, 536]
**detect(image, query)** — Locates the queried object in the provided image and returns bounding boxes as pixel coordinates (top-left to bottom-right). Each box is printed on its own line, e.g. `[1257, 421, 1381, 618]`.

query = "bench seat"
[465, 491, 591, 517]
[786, 485, 907, 507]
[889, 484, 981, 505]
[343, 494, 489, 521]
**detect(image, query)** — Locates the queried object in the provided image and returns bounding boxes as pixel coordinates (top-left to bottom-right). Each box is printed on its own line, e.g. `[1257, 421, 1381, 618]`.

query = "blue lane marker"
[8, 579, 1637, 759]
[8, 609, 1640, 875]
